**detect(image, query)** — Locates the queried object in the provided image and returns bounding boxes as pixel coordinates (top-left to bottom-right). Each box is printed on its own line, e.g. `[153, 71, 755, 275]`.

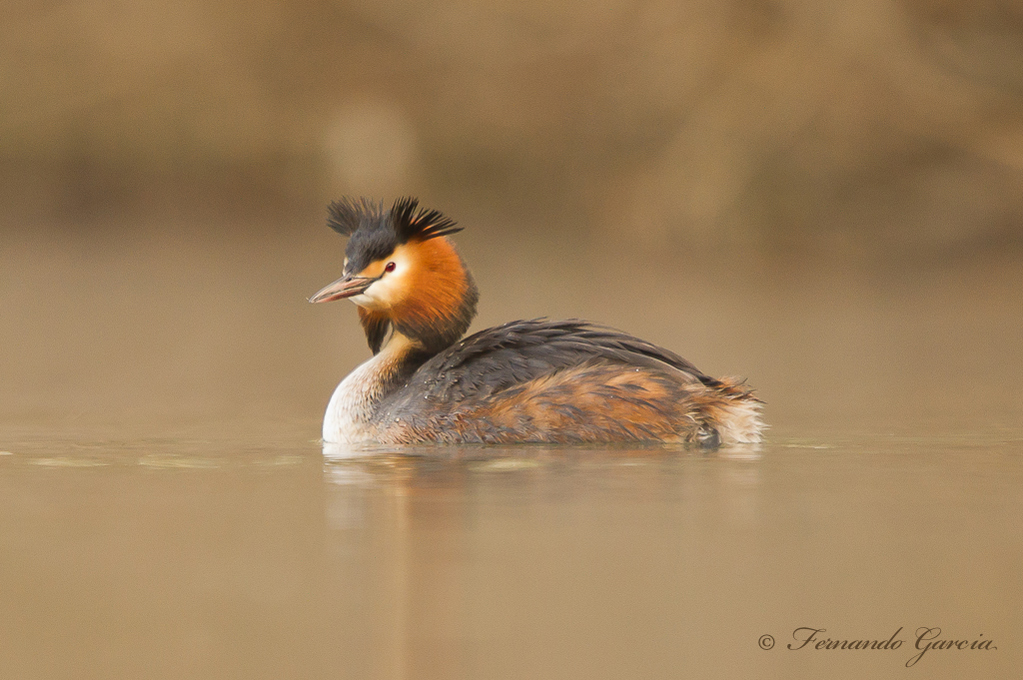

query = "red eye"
[384, 261, 396, 273]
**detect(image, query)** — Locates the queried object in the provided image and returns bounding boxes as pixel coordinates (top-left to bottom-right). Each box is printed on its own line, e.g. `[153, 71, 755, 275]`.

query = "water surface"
[1, 429, 1018, 680]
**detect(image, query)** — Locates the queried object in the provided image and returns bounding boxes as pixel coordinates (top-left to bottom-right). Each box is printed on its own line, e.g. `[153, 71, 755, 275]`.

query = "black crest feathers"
[390, 197, 462, 242]
[326, 197, 383, 236]
[326, 196, 461, 243]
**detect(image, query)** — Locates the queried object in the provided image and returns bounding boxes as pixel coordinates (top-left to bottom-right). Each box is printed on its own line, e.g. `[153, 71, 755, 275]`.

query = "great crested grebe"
[310, 197, 764, 446]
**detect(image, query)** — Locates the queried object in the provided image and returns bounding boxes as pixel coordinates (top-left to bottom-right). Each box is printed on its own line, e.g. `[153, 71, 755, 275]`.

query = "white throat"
[322, 332, 414, 444]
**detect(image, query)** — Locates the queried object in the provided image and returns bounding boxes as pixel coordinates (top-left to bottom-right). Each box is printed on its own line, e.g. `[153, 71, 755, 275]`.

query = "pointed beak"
[308, 274, 375, 303]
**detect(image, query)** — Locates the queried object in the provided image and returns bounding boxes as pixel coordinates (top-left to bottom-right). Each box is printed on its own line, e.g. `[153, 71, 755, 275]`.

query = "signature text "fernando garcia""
[786, 626, 996, 667]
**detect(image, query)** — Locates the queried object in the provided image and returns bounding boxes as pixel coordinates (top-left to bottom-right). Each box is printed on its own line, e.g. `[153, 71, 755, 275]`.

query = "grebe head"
[310, 197, 478, 354]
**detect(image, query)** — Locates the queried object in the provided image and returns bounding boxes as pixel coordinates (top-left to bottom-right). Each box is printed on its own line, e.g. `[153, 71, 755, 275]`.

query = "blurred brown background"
[3, 0, 1022, 437]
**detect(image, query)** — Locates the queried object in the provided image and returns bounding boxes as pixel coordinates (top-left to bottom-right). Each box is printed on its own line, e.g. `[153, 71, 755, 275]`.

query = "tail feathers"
[696, 377, 766, 445]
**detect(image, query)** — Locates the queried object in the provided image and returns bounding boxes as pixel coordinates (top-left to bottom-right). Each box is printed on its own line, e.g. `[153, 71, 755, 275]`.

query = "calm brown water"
[2, 227, 1021, 679]
[0, 430, 1020, 680]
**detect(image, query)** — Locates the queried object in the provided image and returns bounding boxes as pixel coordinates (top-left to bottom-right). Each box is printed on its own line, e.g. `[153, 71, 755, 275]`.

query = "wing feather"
[378, 318, 719, 412]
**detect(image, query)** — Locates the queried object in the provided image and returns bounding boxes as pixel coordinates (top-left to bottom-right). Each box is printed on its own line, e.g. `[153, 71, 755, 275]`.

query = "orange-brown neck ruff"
[382, 237, 478, 355]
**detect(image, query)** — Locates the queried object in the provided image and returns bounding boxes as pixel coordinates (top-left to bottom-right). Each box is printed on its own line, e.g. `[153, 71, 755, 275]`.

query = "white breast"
[322, 333, 415, 444]
[323, 358, 383, 444]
